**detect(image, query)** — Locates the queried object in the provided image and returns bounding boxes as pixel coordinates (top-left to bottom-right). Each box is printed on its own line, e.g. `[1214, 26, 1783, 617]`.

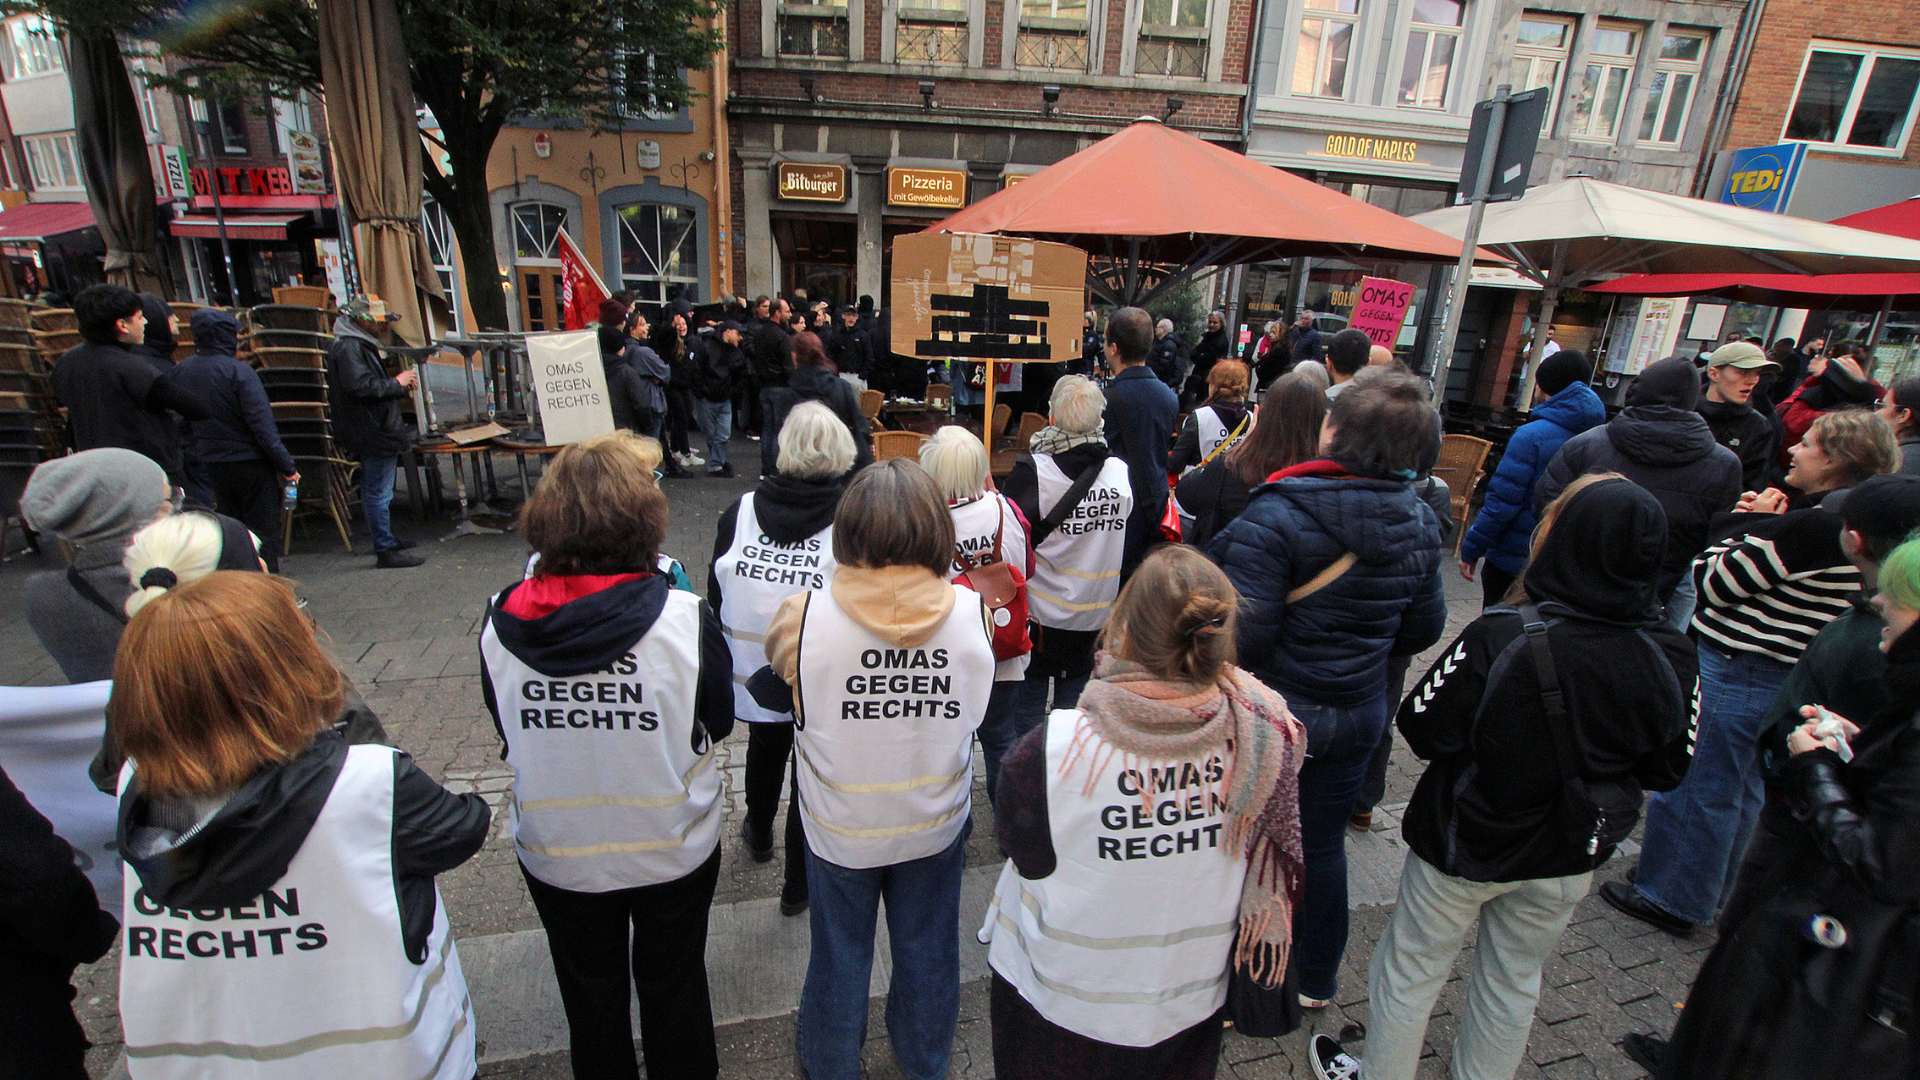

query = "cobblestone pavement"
[0, 439, 1708, 1078]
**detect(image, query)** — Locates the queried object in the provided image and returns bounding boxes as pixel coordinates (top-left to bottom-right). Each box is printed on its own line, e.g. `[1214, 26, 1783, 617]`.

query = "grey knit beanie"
[20, 448, 168, 552]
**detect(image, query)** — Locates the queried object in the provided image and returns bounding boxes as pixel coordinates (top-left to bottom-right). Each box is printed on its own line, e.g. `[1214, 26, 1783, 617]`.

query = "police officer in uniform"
[480, 431, 733, 1080]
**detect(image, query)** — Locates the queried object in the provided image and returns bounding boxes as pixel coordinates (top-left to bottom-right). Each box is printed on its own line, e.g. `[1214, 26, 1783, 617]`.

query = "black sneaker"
[390, 537, 418, 551]
[376, 549, 426, 569]
[1309, 1033, 1362, 1080]
[1598, 881, 1697, 937]
[740, 819, 773, 863]
[712, 464, 736, 479]
[780, 884, 808, 917]
[1621, 1032, 1668, 1073]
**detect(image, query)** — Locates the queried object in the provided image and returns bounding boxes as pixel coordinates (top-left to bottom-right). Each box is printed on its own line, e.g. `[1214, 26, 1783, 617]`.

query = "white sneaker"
[1309, 1034, 1362, 1080]
[679, 451, 706, 467]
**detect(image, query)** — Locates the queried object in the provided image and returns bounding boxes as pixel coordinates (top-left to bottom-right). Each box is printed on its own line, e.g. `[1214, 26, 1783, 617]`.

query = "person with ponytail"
[984, 544, 1305, 1080]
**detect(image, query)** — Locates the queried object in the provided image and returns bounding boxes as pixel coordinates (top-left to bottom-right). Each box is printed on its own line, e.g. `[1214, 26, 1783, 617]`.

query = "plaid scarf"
[1029, 424, 1107, 457]
[1066, 654, 1306, 988]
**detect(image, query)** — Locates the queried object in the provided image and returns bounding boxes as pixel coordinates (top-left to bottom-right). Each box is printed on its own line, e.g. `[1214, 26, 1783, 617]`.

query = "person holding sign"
[753, 460, 995, 1080]
[985, 545, 1305, 1080]
[709, 402, 856, 916]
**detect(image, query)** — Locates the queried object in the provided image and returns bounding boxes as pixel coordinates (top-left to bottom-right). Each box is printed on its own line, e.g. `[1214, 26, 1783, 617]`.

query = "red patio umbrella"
[928, 117, 1470, 305]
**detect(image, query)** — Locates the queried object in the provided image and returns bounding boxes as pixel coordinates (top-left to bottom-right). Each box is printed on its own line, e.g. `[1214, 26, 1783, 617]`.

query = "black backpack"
[1518, 603, 1641, 864]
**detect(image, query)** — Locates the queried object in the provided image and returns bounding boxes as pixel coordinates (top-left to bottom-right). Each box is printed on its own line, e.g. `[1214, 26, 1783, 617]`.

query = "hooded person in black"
[1537, 355, 1743, 602]
[170, 309, 298, 570]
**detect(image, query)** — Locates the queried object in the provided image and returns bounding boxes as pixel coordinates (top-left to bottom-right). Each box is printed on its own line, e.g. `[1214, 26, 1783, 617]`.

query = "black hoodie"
[118, 730, 488, 963]
[1398, 478, 1699, 883]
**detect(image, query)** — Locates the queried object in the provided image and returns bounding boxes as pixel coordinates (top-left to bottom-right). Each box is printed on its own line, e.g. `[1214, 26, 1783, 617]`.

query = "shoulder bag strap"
[955, 498, 1007, 571]
[1518, 602, 1577, 782]
[1030, 458, 1106, 549]
[69, 568, 130, 625]
[1199, 410, 1252, 469]
[1285, 551, 1358, 604]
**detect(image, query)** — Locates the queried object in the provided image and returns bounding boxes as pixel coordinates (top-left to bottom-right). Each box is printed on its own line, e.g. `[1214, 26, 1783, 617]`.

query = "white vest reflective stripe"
[480, 590, 721, 892]
[946, 493, 1032, 682]
[119, 746, 475, 1078]
[986, 710, 1245, 1047]
[793, 584, 994, 869]
[1028, 454, 1132, 631]
[712, 493, 837, 723]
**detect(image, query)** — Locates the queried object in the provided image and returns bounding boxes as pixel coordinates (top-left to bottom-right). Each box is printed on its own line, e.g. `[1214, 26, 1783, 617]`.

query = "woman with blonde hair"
[482, 429, 733, 1079]
[115, 572, 488, 1078]
[986, 544, 1305, 1079]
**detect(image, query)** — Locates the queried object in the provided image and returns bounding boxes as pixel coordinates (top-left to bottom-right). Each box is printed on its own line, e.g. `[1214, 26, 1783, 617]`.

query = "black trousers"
[204, 458, 283, 572]
[519, 848, 722, 1080]
[744, 721, 807, 900]
[666, 387, 695, 455]
[0, 967, 92, 1080]
[1480, 564, 1519, 608]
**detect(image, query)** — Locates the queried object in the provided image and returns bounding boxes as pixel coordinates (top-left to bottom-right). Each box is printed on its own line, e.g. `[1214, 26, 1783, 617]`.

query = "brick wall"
[1724, 1, 1920, 163]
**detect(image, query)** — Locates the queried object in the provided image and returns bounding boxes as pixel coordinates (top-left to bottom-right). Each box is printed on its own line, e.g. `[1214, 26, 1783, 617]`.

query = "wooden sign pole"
[982, 358, 996, 445]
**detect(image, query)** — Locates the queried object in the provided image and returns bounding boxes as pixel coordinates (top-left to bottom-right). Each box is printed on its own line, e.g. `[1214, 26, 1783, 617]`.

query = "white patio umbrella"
[1411, 176, 1920, 405]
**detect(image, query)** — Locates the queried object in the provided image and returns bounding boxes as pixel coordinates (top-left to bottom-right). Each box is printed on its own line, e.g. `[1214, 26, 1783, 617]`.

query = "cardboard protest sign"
[889, 232, 1086, 363]
[526, 330, 615, 446]
[1348, 276, 1415, 348]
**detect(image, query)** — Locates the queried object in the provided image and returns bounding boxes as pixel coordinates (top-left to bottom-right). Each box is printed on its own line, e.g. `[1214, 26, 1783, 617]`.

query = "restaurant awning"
[0, 200, 97, 242]
[169, 213, 306, 242]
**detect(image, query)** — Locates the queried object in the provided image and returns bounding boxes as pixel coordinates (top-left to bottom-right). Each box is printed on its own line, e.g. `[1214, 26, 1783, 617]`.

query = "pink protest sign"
[1348, 276, 1415, 348]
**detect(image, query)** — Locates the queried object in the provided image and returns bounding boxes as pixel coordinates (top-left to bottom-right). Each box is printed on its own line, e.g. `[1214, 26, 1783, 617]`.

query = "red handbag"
[954, 500, 1033, 661]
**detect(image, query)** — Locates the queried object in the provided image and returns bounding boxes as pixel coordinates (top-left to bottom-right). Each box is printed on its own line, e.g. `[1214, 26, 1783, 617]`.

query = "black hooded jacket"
[117, 730, 489, 963]
[170, 310, 297, 474]
[759, 365, 874, 478]
[1699, 397, 1780, 491]
[1398, 478, 1699, 883]
[599, 324, 651, 433]
[132, 294, 178, 372]
[708, 474, 846, 619]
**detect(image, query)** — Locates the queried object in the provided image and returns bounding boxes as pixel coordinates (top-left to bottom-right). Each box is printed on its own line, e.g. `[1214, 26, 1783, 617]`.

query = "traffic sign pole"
[1428, 84, 1510, 404]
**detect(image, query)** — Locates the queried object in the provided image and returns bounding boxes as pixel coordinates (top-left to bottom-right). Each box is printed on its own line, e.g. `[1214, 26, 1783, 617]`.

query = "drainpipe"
[711, 6, 734, 300]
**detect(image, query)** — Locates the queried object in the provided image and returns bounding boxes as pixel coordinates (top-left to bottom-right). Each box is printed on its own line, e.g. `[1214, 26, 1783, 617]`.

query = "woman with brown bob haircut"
[114, 572, 489, 1078]
[1178, 370, 1326, 550]
[482, 429, 734, 1080]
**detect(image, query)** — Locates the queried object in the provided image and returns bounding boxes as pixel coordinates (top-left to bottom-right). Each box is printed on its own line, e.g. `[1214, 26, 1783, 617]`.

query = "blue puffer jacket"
[1458, 381, 1606, 574]
[1208, 465, 1448, 707]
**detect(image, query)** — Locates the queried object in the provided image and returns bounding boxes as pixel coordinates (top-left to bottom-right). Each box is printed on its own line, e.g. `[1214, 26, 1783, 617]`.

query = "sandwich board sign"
[526, 330, 615, 446]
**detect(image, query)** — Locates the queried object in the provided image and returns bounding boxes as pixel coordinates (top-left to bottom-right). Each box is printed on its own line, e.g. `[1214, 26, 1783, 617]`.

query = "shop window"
[1135, 0, 1209, 79]
[1637, 29, 1707, 146]
[1507, 13, 1573, 133]
[1398, 0, 1463, 110]
[779, 1, 851, 59]
[896, 0, 967, 65]
[1569, 21, 1639, 142]
[2, 15, 61, 80]
[1015, 0, 1090, 72]
[512, 203, 569, 263]
[616, 202, 699, 307]
[214, 99, 250, 155]
[23, 133, 81, 192]
[1785, 41, 1920, 153]
[421, 198, 462, 334]
[1293, 0, 1361, 100]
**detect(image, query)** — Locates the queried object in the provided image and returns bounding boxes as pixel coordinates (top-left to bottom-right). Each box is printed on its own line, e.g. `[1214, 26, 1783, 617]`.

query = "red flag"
[556, 227, 610, 331]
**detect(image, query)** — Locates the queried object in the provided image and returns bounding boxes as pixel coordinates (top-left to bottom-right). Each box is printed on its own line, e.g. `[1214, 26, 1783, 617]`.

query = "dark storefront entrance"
[773, 214, 856, 306]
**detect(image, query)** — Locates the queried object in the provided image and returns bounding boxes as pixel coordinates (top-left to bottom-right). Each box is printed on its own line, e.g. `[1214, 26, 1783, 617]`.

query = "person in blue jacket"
[1457, 350, 1604, 607]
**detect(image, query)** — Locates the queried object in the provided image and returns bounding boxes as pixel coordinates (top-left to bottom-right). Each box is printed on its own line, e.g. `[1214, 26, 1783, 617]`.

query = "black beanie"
[1842, 475, 1920, 559]
[1626, 355, 1700, 410]
[1536, 349, 1589, 397]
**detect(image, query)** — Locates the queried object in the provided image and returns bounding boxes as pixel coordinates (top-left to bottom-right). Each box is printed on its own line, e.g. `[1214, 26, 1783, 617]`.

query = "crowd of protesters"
[7, 285, 1920, 1080]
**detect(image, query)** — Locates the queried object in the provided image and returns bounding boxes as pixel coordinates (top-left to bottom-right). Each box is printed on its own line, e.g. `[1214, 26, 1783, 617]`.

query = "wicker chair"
[924, 384, 952, 412]
[28, 308, 75, 332]
[273, 285, 332, 308]
[858, 388, 884, 425]
[872, 429, 929, 461]
[1433, 433, 1494, 552]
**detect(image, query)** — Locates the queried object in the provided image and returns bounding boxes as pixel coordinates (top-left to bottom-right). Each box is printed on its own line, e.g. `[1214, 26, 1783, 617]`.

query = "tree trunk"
[444, 183, 510, 331]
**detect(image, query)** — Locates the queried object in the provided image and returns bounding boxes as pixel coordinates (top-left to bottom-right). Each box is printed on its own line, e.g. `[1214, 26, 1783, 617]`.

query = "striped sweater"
[1690, 507, 1861, 664]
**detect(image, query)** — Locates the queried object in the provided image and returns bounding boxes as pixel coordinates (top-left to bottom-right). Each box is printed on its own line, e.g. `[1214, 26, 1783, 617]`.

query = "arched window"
[512, 203, 569, 264]
[420, 197, 461, 333]
[616, 202, 699, 306]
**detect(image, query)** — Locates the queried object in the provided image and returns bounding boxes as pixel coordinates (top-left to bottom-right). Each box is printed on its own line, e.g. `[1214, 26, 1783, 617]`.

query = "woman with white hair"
[1000, 376, 1133, 739]
[920, 426, 1034, 802]
[708, 401, 856, 917]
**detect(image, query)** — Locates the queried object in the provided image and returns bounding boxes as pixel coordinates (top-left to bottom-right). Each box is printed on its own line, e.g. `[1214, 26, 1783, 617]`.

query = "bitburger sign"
[775, 162, 848, 203]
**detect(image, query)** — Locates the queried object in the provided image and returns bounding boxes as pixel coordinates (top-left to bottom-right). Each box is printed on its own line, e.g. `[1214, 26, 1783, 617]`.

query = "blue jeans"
[975, 680, 1023, 807]
[695, 399, 731, 468]
[1663, 570, 1698, 633]
[797, 822, 971, 1080]
[358, 453, 399, 553]
[1011, 670, 1088, 751]
[1291, 693, 1389, 1001]
[1632, 642, 1792, 925]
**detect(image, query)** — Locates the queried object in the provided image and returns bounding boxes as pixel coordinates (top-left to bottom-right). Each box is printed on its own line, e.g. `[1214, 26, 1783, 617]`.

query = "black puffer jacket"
[1699, 397, 1780, 492]
[1537, 405, 1742, 597]
[1398, 478, 1697, 883]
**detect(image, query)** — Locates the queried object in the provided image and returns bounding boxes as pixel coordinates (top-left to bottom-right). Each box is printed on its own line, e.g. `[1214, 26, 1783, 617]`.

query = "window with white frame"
[22, 133, 82, 192]
[1569, 21, 1639, 142]
[778, 0, 851, 59]
[420, 198, 462, 334]
[1638, 29, 1707, 145]
[1507, 14, 1573, 132]
[2, 15, 61, 80]
[1294, 0, 1361, 99]
[1136, 0, 1209, 79]
[130, 65, 164, 139]
[615, 49, 676, 118]
[213, 99, 249, 154]
[1398, 0, 1463, 109]
[1015, 0, 1091, 72]
[897, 0, 968, 65]
[0, 144, 17, 190]
[512, 203, 569, 264]
[616, 202, 699, 306]
[1785, 42, 1920, 153]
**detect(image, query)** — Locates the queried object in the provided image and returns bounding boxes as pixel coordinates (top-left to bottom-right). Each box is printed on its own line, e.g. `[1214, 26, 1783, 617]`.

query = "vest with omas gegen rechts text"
[1029, 454, 1133, 631]
[986, 709, 1245, 1047]
[794, 584, 995, 869]
[1188, 405, 1244, 474]
[480, 587, 721, 892]
[118, 745, 476, 1079]
[713, 492, 837, 723]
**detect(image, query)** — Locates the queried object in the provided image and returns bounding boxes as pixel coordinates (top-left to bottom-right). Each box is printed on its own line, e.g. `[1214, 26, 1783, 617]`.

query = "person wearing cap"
[169, 307, 298, 572]
[1458, 349, 1605, 607]
[694, 319, 750, 477]
[327, 294, 423, 569]
[1700, 341, 1784, 492]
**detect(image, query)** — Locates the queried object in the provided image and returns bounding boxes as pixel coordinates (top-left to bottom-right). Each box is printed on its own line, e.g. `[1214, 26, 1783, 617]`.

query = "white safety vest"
[946, 493, 1032, 682]
[480, 589, 721, 892]
[119, 746, 475, 1079]
[793, 584, 994, 869]
[712, 493, 837, 723]
[1188, 406, 1250, 474]
[1028, 454, 1133, 631]
[986, 710, 1245, 1047]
